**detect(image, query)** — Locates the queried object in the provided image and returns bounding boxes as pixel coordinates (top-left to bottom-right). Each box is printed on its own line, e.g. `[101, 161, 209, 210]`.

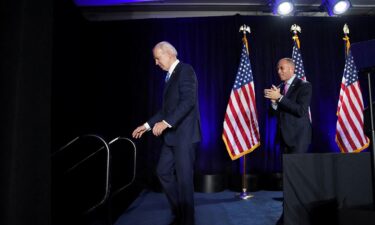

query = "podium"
[283, 153, 373, 225]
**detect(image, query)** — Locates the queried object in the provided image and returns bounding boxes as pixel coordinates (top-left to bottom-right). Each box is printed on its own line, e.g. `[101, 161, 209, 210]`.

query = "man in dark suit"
[264, 57, 312, 153]
[264, 58, 312, 225]
[132, 41, 201, 225]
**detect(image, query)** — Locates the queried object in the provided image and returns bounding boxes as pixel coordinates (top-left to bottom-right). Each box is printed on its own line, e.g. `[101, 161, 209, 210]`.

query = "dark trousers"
[280, 138, 310, 154]
[156, 143, 196, 225]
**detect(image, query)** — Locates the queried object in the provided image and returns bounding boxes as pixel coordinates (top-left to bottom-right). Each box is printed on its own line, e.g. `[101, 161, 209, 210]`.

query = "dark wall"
[0, 0, 52, 224]
[53, 1, 375, 189]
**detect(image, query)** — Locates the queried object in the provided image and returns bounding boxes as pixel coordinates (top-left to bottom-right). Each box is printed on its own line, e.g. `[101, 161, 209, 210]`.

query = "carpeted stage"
[114, 190, 282, 225]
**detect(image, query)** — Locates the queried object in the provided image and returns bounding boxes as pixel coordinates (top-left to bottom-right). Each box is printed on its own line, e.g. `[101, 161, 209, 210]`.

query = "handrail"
[107, 137, 137, 197]
[53, 135, 137, 217]
[52, 134, 111, 215]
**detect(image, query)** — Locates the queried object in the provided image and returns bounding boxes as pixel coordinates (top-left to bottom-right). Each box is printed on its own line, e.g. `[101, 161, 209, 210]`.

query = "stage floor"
[114, 190, 283, 225]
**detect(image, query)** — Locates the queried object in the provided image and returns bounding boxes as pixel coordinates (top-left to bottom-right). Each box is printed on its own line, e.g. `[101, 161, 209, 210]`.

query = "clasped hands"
[132, 121, 168, 139]
[264, 85, 282, 103]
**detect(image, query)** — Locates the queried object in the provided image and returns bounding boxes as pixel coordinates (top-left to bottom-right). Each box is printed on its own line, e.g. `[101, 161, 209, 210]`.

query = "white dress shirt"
[272, 75, 296, 110]
[144, 59, 180, 130]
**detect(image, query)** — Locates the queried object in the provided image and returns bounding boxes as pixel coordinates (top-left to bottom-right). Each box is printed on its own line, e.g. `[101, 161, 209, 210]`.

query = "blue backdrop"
[53, 10, 375, 184]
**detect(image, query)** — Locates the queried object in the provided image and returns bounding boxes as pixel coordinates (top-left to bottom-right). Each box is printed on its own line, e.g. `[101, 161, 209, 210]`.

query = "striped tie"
[165, 72, 171, 83]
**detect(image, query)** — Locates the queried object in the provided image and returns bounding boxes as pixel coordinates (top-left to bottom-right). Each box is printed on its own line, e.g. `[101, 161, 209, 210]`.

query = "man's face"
[277, 59, 294, 82]
[153, 47, 172, 71]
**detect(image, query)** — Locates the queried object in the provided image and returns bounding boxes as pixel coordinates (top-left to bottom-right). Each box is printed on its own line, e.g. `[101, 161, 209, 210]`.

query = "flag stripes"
[223, 40, 260, 160]
[335, 46, 369, 153]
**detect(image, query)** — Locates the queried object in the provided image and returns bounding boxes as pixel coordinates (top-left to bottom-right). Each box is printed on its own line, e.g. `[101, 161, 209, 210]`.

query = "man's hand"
[152, 121, 168, 136]
[264, 85, 281, 101]
[132, 125, 147, 139]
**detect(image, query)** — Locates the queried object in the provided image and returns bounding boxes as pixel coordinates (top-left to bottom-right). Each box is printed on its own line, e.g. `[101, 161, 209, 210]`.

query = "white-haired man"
[133, 41, 201, 225]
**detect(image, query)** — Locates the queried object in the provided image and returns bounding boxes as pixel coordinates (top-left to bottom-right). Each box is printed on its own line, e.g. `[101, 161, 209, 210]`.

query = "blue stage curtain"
[53, 14, 375, 179]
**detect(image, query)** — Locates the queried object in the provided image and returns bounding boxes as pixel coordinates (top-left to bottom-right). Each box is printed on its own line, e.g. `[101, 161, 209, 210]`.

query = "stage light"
[322, 0, 351, 16]
[273, 0, 295, 16]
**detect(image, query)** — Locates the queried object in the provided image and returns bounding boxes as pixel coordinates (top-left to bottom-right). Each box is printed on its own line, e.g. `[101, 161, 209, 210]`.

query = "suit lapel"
[163, 62, 181, 98]
[285, 77, 299, 97]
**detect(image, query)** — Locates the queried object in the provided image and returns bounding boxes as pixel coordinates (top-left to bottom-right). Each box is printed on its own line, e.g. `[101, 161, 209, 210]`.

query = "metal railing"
[52, 134, 136, 216]
[108, 136, 137, 197]
[53, 134, 111, 214]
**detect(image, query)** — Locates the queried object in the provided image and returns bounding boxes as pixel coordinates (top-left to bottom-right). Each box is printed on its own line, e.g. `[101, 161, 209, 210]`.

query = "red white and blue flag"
[223, 39, 260, 160]
[292, 39, 306, 80]
[336, 41, 369, 153]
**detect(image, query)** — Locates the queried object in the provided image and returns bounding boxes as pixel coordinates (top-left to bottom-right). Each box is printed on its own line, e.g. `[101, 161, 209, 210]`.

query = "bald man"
[132, 41, 201, 225]
[264, 58, 312, 154]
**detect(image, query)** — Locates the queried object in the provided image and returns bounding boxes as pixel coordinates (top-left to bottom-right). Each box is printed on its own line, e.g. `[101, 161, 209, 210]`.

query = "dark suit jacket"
[274, 77, 312, 153]
[147, 62, 201, 146]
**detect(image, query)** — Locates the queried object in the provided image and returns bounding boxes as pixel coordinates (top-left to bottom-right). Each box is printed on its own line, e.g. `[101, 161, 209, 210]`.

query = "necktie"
[283, 82, 289, 95]
[165, 72, 171, 83]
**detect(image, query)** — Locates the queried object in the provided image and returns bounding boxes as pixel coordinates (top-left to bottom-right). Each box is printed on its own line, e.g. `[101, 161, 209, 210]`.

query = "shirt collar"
[168, 59, 180, 75]
[286, 75, 296, 85]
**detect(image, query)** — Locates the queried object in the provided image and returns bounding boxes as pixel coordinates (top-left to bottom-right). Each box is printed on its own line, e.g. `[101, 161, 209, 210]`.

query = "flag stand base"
[236, 188, 253, 200]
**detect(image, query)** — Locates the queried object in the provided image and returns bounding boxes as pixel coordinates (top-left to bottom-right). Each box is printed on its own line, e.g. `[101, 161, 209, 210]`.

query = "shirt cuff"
[144, 122, 151, 131]
[278, 95, 284, 102]
[162, 120, 172, 128]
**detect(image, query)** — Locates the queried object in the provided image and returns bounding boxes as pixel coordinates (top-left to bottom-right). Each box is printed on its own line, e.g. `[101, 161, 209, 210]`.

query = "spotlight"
[322, 0, 351, 16]
[273, 0, 295, 16]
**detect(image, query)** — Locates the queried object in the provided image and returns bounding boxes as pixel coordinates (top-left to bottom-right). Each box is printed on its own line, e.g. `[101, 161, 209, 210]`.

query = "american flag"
[292, 40, 306, 80]
[336, 48, 369, 153]
[222, 41, 260, 160]
[292, 37, 312, 122]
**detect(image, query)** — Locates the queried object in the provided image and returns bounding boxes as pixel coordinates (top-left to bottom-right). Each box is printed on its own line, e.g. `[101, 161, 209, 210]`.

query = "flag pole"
[238, 154, 253, 199]
[237, 24, 254, 200]
[343, 24, 350, 57]
[291, 24, 301, 48]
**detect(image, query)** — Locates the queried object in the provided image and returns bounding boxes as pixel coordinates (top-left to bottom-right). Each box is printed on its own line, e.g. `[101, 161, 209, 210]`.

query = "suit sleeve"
[164, 66, 197, 127]
[278, 81, 312, 117]
[147, 110, 163, 128]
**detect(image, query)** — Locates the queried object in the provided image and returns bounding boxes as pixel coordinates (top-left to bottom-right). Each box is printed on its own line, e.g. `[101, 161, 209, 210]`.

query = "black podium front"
[283, 153, 373, 225]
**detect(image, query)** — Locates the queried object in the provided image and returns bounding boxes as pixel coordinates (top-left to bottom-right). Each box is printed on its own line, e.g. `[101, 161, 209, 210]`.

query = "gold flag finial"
[239, 25, 251, 54]
[343, 24, 350, 55]
[291, 24, 301, 49]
